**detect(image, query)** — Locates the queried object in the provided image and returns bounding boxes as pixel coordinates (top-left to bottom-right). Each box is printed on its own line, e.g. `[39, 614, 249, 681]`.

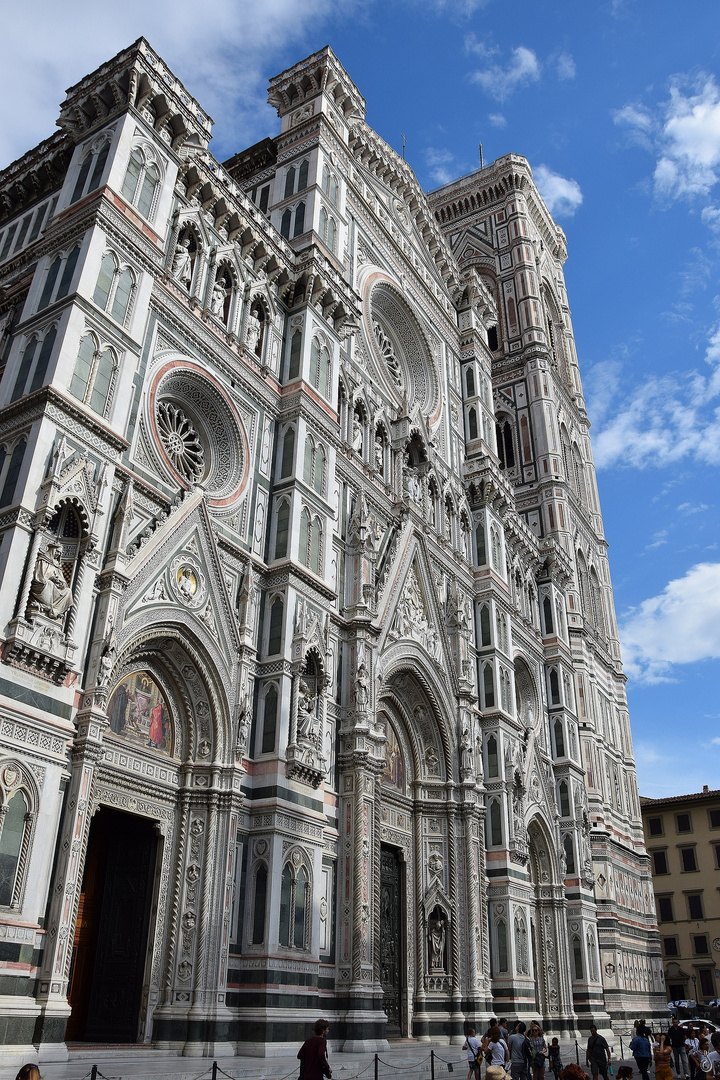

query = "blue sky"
[3, 0, 720, 796]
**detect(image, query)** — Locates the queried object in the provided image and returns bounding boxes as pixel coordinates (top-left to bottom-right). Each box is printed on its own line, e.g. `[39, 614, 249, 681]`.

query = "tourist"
[508, 1020, 529, 1080]
[528, 1022, 548, 1080]
[298, 1019, 332, 1080]
[616, 1068, 634, 1080]
[654, 1034, 674, 1080]
[686, 1025, 700, 1080]
[666, 1017, 690, 1078]
[561, 1067, 589, 1080]
[463, 1026, 482, 1080]
[586, 1026, 611, 1080]
[630, 1024, 652, 1080]
[482, 1023, 510, 1069]
[499, 1019, 510, 1042]
[549, 1038, 563, 1079]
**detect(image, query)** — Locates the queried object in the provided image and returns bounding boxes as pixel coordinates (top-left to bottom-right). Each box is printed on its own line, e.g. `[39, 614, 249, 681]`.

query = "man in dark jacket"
[666, 1017, 690, 1078]
[298, 1019, 332, 1080]
[586, 1026, 611, 1080]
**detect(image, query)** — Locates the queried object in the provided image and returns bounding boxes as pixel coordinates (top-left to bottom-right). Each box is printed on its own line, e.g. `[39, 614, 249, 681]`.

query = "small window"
[549, 669, 560, 705]
[657, 896, 674, 922]
[709, 809, 720, 829]
[648, 816, 664, 837]
[466, 367, 475, 397]
[652, 850, 669, 875]
[468, 407, 478, 440]
[487, 735, 498, 778]
[0, 440, 26, 508]
[677, 813, 692, 833]
[487, 325, 498, 351]
[297, 160, 309, 191]
[694, 934, 710, 955]
[259, 186, 270, 214]
[56, 246, 80, 300]
[543, 595, 554, 635]
[252, 864, 268, 944]
[71, 155, 93, 204]
[38, 256, 61, 309]
[0, 790, 28, 906]
[496, 918, 508, 971]
[490, 801, 502, 846]
[28, 327, 57, 394]
[280, 427, 295, 478]
[713, 843, 720, 869]
[480, 606, 491, 647]
[288, 330, 302, 380]
[281, 209, 292, 239]
[483, 665, 495, 708]
[274, 501, 289, 560]
[554, 719, 565, 758]
[559, 781, 570, 818]
[261, 685, 278, 753]
[11, 337, 38, 402]
[476, 521, 486, 565]
[572, 935, 584, 981]
[110, 268, 134, 324]
[663, 937, 679, 956]
[267, 597, 283, 654]
[284, 167, 296, 200]
[700, 969, 715, 996]
[121, 148, 160, 219]
[563, 832, 575, 875]
[687, 894, 703, 920]
[681, 847, 698, 873]
[293, 202, 305, 237]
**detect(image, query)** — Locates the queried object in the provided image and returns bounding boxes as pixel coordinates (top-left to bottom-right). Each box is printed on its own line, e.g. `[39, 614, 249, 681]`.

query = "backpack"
[523, 1039, 537, 1065]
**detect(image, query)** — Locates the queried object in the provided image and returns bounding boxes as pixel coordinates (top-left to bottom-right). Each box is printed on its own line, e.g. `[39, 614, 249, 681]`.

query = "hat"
[486, 1067, 508, 1080]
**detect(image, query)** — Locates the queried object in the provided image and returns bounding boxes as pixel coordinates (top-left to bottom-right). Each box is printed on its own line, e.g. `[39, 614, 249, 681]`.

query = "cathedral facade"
[0, 39, 664, 1062]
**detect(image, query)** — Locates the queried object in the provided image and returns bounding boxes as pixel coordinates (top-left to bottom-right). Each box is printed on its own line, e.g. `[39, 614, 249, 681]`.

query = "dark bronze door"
[379, 844, 403, 1036]
[70, 808, 157, 1043]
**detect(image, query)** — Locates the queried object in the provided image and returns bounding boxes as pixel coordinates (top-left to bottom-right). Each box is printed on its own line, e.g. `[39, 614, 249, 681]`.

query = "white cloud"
[488, 113, 507, 128]
[534, 164, 583, 218]
[620, 562, 720, 683]
[634, 740, 720, 798]
[556, 52, 576, 81]
[615, 74, 720, 203]
[590, 318, 720, 470]
[425, 147, 458, 186]
[469, 44, 541, 103]
[0, 0, 361, 166]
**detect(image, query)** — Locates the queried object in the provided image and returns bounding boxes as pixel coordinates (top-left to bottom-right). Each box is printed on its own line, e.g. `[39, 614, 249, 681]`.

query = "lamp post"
[692, 972, 698, 1007]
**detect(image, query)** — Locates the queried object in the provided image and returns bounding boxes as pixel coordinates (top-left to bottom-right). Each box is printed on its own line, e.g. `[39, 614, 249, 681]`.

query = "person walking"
[630, 1026, 652, 1080]
[667, 1017, 690, 1078]
[586, 1025, 611, 1080]
[508, 1021, 530, 1080]
[463, 1027, 482, 1080]
[528, 1022, 548, 1080]
[298, 1019, 332, 1080]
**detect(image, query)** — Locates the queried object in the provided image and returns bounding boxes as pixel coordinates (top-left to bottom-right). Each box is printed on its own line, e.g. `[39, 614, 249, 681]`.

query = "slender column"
[15, 527, 44, 619]
[413, 791, 429, 1041]
[447, 804, 465, 1041]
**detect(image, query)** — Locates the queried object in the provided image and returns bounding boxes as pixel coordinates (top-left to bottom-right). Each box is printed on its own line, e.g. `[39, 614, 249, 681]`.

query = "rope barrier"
[376, 1056, 433, 1069]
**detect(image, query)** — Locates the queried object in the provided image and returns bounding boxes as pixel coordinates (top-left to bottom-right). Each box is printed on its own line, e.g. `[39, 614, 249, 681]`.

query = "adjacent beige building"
[641, 788, 720, 1005]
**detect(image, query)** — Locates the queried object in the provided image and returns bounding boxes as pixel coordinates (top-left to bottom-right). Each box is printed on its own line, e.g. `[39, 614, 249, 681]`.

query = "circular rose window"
[150, 363, 248, 508]
[365, 282, 439, 416]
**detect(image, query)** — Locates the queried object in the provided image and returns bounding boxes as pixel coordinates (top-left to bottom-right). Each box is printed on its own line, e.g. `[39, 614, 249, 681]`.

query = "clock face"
[712, 937, 720, 952]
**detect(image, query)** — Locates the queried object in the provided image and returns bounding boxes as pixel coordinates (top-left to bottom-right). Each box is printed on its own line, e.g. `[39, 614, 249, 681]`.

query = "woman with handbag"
[298, 1019, 332, 1080]
[528, 1022, 548, 1080]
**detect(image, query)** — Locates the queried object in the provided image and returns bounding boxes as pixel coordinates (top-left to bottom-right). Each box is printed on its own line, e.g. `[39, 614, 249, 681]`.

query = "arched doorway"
[527, 818, 574, 1028]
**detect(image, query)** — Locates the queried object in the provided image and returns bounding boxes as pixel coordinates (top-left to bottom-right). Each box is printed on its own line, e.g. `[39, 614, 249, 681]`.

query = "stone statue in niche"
[245, 309, 262, 355]
[460, 727, 473, 777]
[352, 411, 364, 454]
[97, 627, 117, 688]
[297, 678, 318, 741]
[211, 277, 228, 318]
[173, 237, 193, 288]
[374, 432, 384, 474]
[354, 662, 369, 710]
[428, 908, 447, 971]
[27, 543, 73, 621]
[404, 468, 422, 503]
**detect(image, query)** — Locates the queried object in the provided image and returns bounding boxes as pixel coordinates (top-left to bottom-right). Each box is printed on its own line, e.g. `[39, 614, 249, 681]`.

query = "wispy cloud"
[620, 562, 720, 682]
[556, 52, 576, 81]
[425, 146, 460, 186]
[488, 113, 507, 128]
[467, 37, 541, 102]
[615, 73, 720, 204]
[534, 164, 583, 218]
[634, 740, 720, 798]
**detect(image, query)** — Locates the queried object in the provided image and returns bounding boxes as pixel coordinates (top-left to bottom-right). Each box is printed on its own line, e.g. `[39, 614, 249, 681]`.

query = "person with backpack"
[463, 1027, 482, 1080]
[298, 1019, 332, 1080]
[630, 1026, 652, 1080]
[508, 1021, 530, 1080]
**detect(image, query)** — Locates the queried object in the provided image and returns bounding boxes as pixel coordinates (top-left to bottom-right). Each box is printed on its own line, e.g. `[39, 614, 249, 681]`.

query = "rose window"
[373, 320, 403, 390]
[157, 401, 205, 483]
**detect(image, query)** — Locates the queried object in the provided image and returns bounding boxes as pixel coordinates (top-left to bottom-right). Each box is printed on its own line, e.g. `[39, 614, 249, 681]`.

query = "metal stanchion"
[375, 1054, 379, 1080]
[432, 1050, 436, 1080]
